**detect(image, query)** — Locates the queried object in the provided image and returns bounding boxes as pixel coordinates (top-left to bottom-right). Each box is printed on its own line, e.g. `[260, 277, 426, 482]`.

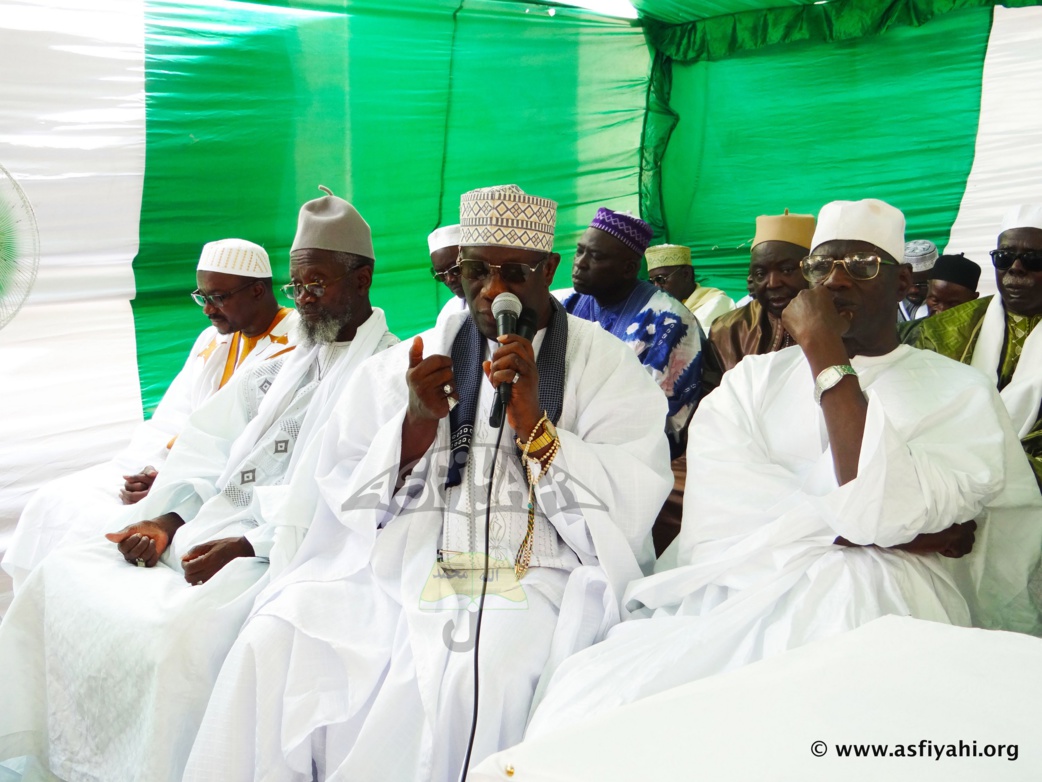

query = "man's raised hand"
[405, 336, 456, 423]
[781, 286, 852, 349]
[484, 333, 541, 437]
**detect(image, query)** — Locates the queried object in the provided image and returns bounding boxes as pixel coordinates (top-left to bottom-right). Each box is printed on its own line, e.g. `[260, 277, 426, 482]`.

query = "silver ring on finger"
[511, 371, 521, 384]
[135, 558, 146, 567]
[442, 383, 453, 396]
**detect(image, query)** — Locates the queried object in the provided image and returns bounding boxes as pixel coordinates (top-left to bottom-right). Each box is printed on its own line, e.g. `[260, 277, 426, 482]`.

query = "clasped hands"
[106, 511, 255, 584]
[120, 465, 158, 505]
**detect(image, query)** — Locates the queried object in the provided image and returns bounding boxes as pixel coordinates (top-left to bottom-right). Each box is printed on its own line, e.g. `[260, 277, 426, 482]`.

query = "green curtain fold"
[646, 0, 1038, 62]
[638, 47, 679, 245]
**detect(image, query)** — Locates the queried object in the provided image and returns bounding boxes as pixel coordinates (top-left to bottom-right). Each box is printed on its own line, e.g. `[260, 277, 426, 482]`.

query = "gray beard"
[301, 311, 346, 347]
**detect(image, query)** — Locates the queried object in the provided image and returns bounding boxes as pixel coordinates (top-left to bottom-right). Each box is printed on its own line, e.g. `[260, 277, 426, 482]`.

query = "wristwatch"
[814, 364, 857, 405]
[521, 419, 557, 452]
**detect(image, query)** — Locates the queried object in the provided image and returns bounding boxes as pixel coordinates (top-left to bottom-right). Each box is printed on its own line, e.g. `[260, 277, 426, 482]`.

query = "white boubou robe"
[182, 310, 673, 782]
[0, 310, 396, 782]
[526, 345, 1042, 737]
[3, 310, 299, 589]
[970, 294, 1042, 440]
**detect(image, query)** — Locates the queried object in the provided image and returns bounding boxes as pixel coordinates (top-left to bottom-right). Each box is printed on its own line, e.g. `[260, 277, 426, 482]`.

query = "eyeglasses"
[990, 248, 1042, 272]
[801, 254, 899, 284]
[649, 268, 684, 286]
[430, 265, 461, 283]
[190, 280, 256, 308]
[280, 275, 347, 300]
[458, 257, 546, 284]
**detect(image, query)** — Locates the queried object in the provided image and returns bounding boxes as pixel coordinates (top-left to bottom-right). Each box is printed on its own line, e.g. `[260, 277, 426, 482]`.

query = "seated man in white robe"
[2, 238, 297, 590]
[182, 184, 673, 782]
[524, 198, 1042, 738]
[0, 188, 398, 782]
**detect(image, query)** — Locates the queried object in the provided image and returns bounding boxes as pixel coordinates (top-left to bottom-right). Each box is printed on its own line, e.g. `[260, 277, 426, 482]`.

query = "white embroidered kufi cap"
[903, 239, 938, 272]
[1000, 204, 1042, 233]
[291, 185, 375, 261]
[459, 184, 557, 253]
[428, 224, 461, 254]
[812, 199, 905, 263]
[196, 238, 271, 277]
[645, 244, 692, 268]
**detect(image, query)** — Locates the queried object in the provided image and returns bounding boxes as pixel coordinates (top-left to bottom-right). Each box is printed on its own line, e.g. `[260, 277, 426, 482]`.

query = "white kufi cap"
[812, 198, 905, 263]
[428, 224, 461, 254]
[196, 238, 271, 278]
[1000, 204, 1042, 233]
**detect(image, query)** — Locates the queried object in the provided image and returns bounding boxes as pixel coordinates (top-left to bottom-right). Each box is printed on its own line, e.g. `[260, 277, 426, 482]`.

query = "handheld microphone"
[488, 306, 537, 429]
[488, 293, 523, 428]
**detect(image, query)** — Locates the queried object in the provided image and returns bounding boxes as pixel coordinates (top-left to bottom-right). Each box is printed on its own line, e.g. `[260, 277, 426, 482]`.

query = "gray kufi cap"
[291, 185, 375, 261]
[903, 239, 938, 272]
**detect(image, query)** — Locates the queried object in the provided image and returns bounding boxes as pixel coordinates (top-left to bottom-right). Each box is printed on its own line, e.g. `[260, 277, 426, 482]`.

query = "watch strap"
[814, 364, 857, 405]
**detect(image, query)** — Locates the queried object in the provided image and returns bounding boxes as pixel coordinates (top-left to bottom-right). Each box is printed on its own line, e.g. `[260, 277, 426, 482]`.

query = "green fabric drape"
[638, 48, 678, 245]
[641, 5, 991, 296]
[637, 0, 1041, 246]
[134, 0, 647, 413]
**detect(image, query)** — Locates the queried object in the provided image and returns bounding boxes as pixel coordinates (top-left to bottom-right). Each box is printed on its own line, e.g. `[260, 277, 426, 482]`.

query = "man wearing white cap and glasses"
[522, 198, 1042, 738]
[916, 204, 1042, 489]
[0, 188, 398, 781]
[182, 184, 672, 781]
[2, 238, 297, 591]
[429, 222, 469, 325]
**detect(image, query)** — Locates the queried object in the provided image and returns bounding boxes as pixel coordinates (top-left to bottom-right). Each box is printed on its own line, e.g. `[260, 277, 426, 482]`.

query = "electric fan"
[0, 161, 40, 331]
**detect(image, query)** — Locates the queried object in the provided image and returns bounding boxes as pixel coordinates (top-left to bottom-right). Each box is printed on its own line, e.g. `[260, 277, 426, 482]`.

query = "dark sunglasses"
[458, 257, 546, 284]
[990, 248, 1042, 272]
[430, 265, 461, 282]
[649, 267, 684, 286]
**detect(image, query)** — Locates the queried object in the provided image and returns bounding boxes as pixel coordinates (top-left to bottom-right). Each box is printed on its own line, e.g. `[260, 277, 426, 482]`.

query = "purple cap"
[589, 208, 653, 256]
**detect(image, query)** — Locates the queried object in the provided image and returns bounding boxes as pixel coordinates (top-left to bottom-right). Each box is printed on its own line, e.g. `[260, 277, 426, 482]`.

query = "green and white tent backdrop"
[0, 0, 1040, 561]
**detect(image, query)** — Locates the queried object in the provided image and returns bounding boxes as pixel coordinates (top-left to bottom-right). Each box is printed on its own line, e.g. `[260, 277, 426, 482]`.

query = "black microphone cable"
[458, 419, 504, 782]
[459, 305, 538, 782]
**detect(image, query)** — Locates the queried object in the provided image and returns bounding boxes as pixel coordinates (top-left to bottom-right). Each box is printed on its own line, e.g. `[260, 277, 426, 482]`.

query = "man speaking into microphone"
[183, 185, 674, 782]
